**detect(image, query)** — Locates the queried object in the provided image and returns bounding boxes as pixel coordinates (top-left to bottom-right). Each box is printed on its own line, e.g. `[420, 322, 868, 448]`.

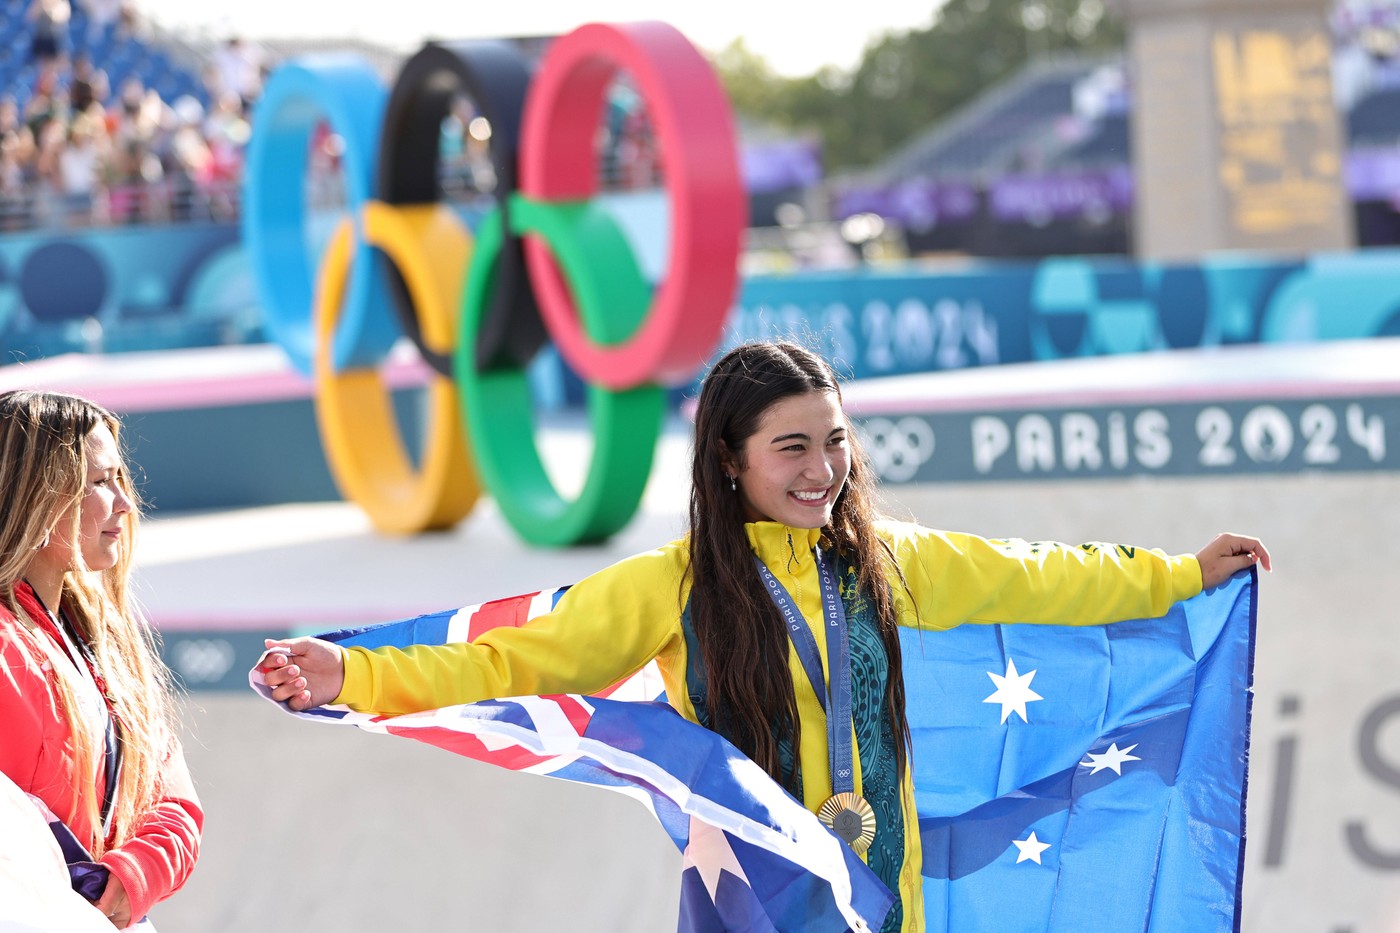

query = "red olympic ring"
[519, 22, 746, 389]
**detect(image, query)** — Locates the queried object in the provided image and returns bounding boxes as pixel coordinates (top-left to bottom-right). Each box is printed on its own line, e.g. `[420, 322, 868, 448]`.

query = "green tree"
[711, 38, 792, 117]
[713, 0, 1124, 170]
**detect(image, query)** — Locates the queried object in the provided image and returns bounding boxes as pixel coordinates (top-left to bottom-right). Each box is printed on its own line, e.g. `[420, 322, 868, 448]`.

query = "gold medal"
[818, 792, 877, 855]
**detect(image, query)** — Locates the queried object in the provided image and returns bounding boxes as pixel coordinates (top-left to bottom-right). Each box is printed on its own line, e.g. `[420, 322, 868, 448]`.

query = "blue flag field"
[252, 569, 1257, 933]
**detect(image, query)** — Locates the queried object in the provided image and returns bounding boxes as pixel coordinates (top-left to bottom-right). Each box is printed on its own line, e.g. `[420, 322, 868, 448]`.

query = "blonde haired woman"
[0, 391, 201, 928]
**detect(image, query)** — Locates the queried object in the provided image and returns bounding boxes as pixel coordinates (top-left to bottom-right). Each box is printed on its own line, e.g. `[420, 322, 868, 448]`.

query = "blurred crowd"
[0, 0, 676, 234]
[1, 0, 263, 230]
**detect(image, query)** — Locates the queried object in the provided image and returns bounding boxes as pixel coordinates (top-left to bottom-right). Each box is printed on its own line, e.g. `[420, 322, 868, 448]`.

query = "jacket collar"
[744, 521, 823, 566]
[13, 578, 50, 622]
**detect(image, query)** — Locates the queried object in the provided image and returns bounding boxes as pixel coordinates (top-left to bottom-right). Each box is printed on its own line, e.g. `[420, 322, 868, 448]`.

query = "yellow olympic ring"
[313, 203, 481, 534]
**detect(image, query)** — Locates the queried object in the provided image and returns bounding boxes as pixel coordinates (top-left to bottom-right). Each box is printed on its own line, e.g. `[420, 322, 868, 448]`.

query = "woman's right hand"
[255, 637, 345, 711]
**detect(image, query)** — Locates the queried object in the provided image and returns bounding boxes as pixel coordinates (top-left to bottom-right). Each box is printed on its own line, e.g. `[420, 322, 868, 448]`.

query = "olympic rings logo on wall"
[241, 22, 744, 546]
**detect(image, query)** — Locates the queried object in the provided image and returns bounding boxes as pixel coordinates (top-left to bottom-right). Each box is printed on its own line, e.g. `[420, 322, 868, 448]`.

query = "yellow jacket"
[335, 520, 1201, 933]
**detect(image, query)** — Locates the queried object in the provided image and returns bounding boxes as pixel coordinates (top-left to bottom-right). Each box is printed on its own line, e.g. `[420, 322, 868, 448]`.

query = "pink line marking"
[843, 379, 1400, 416]
[0, 350, 433, 414]
[151, 606, 447, 632]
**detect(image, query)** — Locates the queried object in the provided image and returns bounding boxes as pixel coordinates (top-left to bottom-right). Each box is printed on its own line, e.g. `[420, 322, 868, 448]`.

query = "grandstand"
[827, 54, 1132, 258]
[0, 0, 204, 109]
[869, 55, 1114, 184]
[830, 21, 1400, 258]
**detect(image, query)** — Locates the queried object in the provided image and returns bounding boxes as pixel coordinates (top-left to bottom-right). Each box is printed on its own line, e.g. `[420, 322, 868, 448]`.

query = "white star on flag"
[1012, 831, 1052, 864]
[681, 815, 749, 899]
[983, 657, 1043, 723]
[1082, 742, 1141, 775]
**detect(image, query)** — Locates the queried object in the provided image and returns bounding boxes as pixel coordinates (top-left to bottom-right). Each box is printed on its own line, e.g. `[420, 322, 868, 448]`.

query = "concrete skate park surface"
[119, 344, 1399, 932]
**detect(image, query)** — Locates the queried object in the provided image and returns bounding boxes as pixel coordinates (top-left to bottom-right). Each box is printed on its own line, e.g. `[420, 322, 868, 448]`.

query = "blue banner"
[730, 251, 1400, 381]
[855, 395, 1399, 483]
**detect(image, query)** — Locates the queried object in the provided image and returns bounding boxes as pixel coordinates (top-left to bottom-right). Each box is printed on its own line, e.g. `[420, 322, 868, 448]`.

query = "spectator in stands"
[57, 112, 107, 225]
[211, 37, 264, 114]
[77, 0, 121, 47]
[202, 91, 249, 218]
[31, 117, 66, 224]
[114, 0, 144, 44]
[26, 0, 71, 71]
[437, 95, 496, 198]
[1, 108, 39, 191]
[104, 77, 159, 223]
[23, 68, 67, 140]
[0, 97, 21, 143]
[68, 54, 110, 116]
[303, 118, 344, 210]
[0, 125, 34, 229]
[437, 96, 469, 197]
[142, 96, 202, 222]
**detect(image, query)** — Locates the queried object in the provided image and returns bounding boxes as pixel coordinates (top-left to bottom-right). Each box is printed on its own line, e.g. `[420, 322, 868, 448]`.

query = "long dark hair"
[686, 341, 912, 788]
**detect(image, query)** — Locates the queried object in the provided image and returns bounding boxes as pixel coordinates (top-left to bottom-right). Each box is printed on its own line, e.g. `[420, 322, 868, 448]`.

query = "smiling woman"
[722, 390, 853, 526]
[256, 339, 1269, 933]
[0, 391, 202, 930]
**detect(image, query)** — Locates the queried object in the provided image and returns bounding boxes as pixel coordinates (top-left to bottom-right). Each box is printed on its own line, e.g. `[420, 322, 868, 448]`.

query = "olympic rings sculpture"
[241, 22, 745, 546]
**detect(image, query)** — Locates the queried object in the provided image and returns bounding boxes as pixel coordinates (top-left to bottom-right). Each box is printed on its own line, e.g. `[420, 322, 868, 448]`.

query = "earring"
[727, 474, 736, 492]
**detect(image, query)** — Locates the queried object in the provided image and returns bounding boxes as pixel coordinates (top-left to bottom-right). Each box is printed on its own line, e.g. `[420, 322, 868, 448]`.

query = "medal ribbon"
[753, 548, 854, 796]
[25, 585, 123, 837]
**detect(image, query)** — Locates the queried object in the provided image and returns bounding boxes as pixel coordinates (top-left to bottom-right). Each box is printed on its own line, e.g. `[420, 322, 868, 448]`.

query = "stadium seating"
[839, 43, 1400, 256]
[0, 0, 205, 110]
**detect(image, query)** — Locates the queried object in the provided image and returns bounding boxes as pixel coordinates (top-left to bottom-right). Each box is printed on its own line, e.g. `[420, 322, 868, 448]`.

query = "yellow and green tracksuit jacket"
[334, 519, 1202, 933]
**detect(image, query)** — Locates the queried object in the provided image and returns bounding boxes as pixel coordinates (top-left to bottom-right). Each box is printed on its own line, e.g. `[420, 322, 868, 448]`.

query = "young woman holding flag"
[258, 340, 1268, 933]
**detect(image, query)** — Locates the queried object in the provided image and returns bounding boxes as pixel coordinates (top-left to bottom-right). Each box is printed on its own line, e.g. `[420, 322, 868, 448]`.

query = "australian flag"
[252, 570, 1257, 933]
[907, 568, 1256, 932]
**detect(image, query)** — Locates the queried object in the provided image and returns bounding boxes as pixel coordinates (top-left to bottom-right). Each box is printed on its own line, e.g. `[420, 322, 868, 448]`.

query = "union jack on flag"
[251, 585, 896, 933]
[252, 570, 1258, 933]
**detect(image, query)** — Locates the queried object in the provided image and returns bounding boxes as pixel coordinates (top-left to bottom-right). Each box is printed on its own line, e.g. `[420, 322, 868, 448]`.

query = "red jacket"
[0, 581, 203, 922]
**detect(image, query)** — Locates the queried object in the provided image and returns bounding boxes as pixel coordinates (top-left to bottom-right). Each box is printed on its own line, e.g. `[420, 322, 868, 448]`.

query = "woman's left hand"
[1196, 533, 1272, 589]
[94, 872, 130, 928]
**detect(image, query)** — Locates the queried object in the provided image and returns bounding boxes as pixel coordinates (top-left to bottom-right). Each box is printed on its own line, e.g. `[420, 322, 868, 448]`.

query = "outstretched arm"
[886, 521, 1272, 631]
[253, 542, 691, 715]
[1195, 532, 1271, 589]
